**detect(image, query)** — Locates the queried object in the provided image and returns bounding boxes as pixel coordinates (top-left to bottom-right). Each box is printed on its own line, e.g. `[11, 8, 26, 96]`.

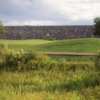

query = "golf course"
[0, 38, 100, 52]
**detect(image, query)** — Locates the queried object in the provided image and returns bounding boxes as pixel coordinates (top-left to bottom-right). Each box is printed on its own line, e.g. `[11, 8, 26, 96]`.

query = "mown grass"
[0, 38, 100, 52]
[0, 39, 53, 50]
[33, 38, 100, 53]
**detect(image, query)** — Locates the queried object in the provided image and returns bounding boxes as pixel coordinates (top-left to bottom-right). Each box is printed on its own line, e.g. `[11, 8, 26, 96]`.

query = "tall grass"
[0, 70, 100, 100]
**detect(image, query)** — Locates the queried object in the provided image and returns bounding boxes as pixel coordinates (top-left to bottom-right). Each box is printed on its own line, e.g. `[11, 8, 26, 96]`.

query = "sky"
[0, 0, 100, 26]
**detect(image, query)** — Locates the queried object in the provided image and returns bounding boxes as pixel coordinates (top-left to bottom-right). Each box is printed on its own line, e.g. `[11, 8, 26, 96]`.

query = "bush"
[0, 21, 5, 34]
[0, 43, 51, 70]
[0, 42, 9, 55]
[95, 50, 100, 71]
[4, 49, 25, 70]
[18, 32, 25, 40]
[25, 53, 51, 70]
[94, 17, 100, 37]
[4, 50, 51, 70]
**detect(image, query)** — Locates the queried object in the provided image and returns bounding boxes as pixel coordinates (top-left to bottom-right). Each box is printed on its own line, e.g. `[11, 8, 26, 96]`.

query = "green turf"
[0, 39, 53, 50]
[0, 38, 100, 52]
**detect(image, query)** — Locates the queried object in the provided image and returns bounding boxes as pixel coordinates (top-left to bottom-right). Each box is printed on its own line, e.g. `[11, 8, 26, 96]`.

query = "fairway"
[0, 38, 100, 53]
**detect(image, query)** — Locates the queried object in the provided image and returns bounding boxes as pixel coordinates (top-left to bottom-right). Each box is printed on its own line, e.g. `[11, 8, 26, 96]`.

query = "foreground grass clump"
[95, 49, 100, 71]
[0, 71, 100, 100]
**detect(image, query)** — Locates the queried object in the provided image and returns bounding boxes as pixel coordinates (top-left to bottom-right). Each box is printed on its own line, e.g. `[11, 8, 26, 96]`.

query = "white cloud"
[4, 20, 56, 26]
[43, 0, 100, 20]
[23, 20, 56, 26]
[11, 0, 31, 6]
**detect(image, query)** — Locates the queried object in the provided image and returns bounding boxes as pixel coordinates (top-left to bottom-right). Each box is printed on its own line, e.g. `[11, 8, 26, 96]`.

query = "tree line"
[0, 18, 100, 37]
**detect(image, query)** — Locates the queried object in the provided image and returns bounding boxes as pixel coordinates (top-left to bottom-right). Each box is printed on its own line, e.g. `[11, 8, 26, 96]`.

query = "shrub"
[25, 53, 51, 70]
[18, 31, 25, 40]
[0, 43, 51, 70]
[5, 49, 25, 70]
[2, 49, 51, 70]
[94, 17, 100, 37]
[0, 21, 6, 34]
[95, 50, 100, 71]
[0, 42, 9, 55]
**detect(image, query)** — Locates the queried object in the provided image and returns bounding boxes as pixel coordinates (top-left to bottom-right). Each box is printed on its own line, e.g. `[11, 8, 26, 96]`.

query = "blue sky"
[0, 0, 100, 26]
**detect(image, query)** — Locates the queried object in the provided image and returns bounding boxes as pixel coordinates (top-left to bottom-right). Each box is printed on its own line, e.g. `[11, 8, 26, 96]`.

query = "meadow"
[0, 38, 100, 100]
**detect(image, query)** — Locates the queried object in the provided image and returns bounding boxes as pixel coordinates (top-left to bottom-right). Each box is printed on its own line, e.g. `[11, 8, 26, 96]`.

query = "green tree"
[94, 17, 100, 37]
[0, 21, 5, 34]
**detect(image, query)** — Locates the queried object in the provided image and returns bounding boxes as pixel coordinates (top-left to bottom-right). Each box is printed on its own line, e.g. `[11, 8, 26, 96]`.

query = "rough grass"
[0, 70, 100, 100]
[0, 38, 100, 52]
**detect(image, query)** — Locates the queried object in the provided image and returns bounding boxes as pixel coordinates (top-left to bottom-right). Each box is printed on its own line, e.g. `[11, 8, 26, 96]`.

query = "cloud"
[5, 20, 56, 26]
[11, 0, 31, 5]
[43, 0, 100, 20]
[0, 0, 100, 25]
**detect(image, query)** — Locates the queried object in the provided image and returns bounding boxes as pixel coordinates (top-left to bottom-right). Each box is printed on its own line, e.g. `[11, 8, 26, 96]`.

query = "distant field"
[0, 38, 100, 53]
